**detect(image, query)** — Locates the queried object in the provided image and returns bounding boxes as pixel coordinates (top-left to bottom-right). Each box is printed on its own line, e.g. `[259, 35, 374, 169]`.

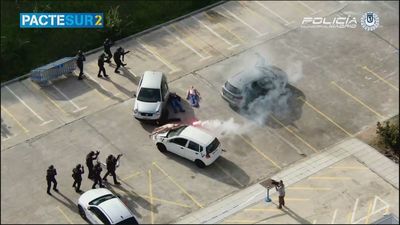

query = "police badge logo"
[361, 12, 379, 31]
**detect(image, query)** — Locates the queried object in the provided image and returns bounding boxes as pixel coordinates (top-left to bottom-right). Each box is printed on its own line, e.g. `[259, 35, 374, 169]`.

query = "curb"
[0, 0, 225, 87]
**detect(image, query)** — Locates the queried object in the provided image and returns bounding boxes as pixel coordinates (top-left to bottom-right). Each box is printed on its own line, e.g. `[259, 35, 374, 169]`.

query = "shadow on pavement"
[282, 206, 312, 224]
[50, 191, 78, 214]
[161, 153, 250, 189]
[107, 178, 158, 219]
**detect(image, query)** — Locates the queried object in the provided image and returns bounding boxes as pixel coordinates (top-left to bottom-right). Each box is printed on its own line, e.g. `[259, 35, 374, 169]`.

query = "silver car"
[221, 65, 287, 109]
[133, 71, 170, 122]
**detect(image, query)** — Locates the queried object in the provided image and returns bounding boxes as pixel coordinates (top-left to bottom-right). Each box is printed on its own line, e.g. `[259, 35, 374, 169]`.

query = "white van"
[133, 71, 170, 122]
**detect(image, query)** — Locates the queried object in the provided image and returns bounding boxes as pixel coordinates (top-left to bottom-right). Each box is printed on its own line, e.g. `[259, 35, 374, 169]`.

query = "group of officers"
[75, 38, 130, 80]
[46, 151, 123, 195]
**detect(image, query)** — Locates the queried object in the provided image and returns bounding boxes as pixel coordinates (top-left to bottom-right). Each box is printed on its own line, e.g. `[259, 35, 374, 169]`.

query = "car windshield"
[225, 81, 241, 95]
[167, 125, 187, 138]
[206, 138, 220, 154]
[88, 194, 116, 206]
[116, 217, 139, 225]
[137, 88, 161, 102]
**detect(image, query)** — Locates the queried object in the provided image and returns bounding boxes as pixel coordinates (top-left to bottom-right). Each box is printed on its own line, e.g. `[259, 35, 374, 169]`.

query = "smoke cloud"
[238, 53, 302, 125]
[193, 118, 254, 138]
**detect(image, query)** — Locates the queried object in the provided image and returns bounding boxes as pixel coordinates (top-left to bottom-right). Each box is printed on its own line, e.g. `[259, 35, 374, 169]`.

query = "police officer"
[76, 50, 86, 80]
[103, 38, 113, 63]
[46, 165, 58, 195]
[97, 53, 109, 78]
[113, 47, 130, 73]
[86, 151, 100, 180]
[72, 164, 84, 193]
[119, 47, 130, 62]
[102, 154, 122, 185]
[92, 162, 105, 189]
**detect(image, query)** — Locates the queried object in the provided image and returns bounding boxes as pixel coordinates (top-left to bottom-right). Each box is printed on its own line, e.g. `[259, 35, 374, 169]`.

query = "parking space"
[1, 1, 398, 224]
[221, 157, 399, 224]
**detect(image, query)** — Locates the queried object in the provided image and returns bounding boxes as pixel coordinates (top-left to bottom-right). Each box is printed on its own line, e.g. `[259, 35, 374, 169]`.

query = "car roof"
[98, 197, 135, 224]
[228, 66, 275, 90]
[141, 71, 164, 89]
[180, 126, 214, 146]
[228, 67, 265, 90]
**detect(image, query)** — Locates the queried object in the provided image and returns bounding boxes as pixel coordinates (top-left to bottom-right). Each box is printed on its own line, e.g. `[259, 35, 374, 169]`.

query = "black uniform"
[113, 47, 130, 73]
[92, 163, 105, 189]
[86, 151, 99, 180]
[46, 165, 58, 195]
[76, 52, 86, 80]
[72, 165, 84, 192]
[103, 39, 113, 63]
[102, 154, 122, 185]
[97, 54, 108, 78]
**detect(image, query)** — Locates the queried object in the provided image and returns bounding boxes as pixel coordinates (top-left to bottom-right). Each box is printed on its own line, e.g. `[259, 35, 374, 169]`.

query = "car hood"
[153, 132, 168, 142]
[135, 100, 161, 113]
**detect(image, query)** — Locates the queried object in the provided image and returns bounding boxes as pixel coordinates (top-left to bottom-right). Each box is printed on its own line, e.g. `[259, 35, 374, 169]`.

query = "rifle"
[121, 50, 130, 61]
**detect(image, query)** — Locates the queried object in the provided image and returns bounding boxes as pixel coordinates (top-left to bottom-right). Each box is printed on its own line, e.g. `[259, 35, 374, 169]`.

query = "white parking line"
[297, 1, 317, 13]
[136, 38, 181, 73]
[162, 26, 210, 60]
[255, 1, 291, 25]
[50, 83, 87, 113]
[351, 198, 359, 223]
[331, 209, 338, 224]
[220, 6, 268, 37]
[5, 86, 53, 126]
[191, 16, 239, 50]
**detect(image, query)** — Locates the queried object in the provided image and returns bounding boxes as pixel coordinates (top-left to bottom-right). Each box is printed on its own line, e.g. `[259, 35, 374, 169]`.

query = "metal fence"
[30, 57, 77, 86]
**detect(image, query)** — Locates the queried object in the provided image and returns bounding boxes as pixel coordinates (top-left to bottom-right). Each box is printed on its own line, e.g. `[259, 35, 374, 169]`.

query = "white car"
[77, 188, 139, 225]
[133, 71, 170, 122]
[152, 124, 222, 168]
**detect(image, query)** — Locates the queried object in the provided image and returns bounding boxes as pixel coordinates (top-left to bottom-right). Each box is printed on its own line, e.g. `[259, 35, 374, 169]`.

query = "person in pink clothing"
[186, 86, 201, 107]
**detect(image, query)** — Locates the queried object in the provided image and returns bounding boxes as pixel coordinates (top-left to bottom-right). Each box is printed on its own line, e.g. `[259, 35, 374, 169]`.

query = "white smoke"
[286, 60, 303, 84]
[239, 53, 297, 125]
[193, 118, 253, 138]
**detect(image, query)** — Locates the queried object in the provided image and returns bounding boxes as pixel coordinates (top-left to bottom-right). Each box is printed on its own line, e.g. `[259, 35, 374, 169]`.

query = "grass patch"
[0, 0, 219, 83]
[357, 115, 399, 164]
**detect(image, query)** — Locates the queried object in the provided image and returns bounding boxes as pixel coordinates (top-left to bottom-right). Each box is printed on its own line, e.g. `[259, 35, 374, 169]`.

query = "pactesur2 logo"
[20, 13, 104, 28]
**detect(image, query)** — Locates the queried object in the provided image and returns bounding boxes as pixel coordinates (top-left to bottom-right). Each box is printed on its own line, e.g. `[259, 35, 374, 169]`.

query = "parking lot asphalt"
[1, 1, 398, 224]
[221, 157, 399, 224]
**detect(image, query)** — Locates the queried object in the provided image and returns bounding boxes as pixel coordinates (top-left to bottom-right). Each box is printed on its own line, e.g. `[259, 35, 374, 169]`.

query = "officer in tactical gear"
[86, 151, 100, 180]
[98, 53, 109, 78]
[113, 47, 130, 73]
[72, 164, 84, 193]
[46, 165, 58, 195]
[76, 50, 86, 80]
[103, 38, 113, 63]
[92, 162, 105, 189]
[102, 154, 122, 185]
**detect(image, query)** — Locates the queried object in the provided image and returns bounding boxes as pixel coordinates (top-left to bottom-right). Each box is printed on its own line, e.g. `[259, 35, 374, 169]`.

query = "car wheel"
[157, 143, 167, 153]
[78, 205, 86, 220]
[195, 160, 206, 168]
